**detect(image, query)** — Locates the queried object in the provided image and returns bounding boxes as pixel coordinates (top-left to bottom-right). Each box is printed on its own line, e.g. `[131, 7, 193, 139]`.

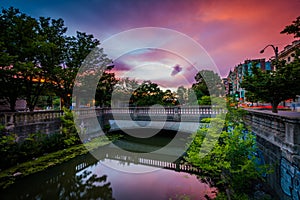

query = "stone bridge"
[0, 106, 224, 138]
[74, 106, 224, 136]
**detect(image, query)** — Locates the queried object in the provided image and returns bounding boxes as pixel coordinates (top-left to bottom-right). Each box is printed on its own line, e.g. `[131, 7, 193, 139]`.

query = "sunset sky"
[2, 0, 299, 89]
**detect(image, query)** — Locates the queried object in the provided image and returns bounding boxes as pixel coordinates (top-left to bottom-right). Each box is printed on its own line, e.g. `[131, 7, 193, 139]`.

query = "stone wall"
[0, 111, 63, 140]
[244, 110, 300, 200]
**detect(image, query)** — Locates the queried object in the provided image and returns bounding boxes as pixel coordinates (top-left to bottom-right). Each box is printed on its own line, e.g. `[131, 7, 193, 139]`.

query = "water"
[1, 129, 217, 200]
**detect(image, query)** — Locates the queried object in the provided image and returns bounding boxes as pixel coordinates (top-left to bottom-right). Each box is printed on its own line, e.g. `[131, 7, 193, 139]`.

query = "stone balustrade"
[0, 110, 63, 138]
[73, 106, 226, 119]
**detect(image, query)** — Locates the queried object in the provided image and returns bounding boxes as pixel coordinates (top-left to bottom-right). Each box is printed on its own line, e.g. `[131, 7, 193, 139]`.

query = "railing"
[0, 110, 63, 127]
[0, 106, 226, 129]
[74, 106, 226, 119]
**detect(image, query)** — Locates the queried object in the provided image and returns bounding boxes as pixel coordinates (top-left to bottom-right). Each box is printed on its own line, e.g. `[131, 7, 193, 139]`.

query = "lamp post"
[260, 44, 279, 61]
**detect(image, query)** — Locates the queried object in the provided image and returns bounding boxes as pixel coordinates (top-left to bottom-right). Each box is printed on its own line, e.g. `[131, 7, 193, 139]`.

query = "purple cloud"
[171, 64, 182, 76]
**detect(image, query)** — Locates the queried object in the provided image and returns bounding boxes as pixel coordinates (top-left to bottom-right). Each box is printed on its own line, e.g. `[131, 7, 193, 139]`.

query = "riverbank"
[0, 135, 114, 189]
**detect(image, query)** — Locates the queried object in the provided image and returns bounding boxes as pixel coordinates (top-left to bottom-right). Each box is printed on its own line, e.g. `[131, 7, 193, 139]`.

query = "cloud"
[170, 64, 182, 76]
[6, 0, 299, 78]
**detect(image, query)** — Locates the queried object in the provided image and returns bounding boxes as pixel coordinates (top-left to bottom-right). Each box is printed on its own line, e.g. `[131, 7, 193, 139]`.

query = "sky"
[1, 0, 299, 89]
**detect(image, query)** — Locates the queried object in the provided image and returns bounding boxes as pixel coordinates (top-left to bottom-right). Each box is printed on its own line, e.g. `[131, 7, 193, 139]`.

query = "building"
[226, 59, 272, 101]
[278, 40, 300, 64]
[278, 40, 300, 105]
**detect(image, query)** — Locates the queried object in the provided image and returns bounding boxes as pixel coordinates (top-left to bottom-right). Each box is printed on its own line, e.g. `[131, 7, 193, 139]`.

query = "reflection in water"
[2, 153, 114, 200]
[1, 135, 217, 200]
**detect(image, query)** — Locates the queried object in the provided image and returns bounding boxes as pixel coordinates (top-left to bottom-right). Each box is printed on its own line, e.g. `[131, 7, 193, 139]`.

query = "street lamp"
[260, 44, 279, 61]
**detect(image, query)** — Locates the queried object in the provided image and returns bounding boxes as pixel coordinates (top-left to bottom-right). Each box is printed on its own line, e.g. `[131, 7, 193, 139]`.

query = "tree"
[242, 57, 300, 113]
[176, 86, 188, 105]
[241, 17, 300, 113]
[192, 70, 224, 100]
[0, 7, 110, 110]
[95, 71, 117, 107]
[130, 80, 164, 106]
[280, 16, 300, 38]
[51, 32, 106, 109]
[198, 95, 211, 105]
[0, 7, 40, 111]
[111, 77, 140, 107]
[186, 108, 269, 199]
[162, 89, 178, 106]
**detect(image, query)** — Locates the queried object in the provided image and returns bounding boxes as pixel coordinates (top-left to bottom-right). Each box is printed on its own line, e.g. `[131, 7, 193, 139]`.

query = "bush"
[0, 108, 82, 170]
[186, 108, 271, 199]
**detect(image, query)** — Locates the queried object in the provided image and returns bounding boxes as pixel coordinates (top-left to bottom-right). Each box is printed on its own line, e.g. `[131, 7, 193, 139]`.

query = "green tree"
[111, 77, 140, 107]
[95, 71, 117, 107]
[51, 32, 104, 109]
[192, 70, 224, 99]
[186, 108, 269, 199]
[198, 95, 211, 105]
[176, 86, 188, 105]
[0, 7, 110, 110]
[130, 80, 164, 106]
[0, 7, 40, 111]
[242, 57, 300, 113]
[162, 89, 178, 106]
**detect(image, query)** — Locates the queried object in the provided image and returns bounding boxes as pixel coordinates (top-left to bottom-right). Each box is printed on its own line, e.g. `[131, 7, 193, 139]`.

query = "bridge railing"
[0, 106, 226, 133]
[0, 110, 63, 127]
[73, 106, 226, 119]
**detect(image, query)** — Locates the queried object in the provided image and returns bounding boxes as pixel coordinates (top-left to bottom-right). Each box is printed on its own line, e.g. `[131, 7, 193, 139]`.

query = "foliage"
[192, 70, 224, 99]
[60, 107, 81, 146]
[130, 80, 164, 106]
[95, 71, 118, 107]
[0, 108, 82, 170]
[280, 16, 300, 38]
[186, 107, 270, 199]
[241, 57, 300, 113]
[176, 86, 188, 105]
[198, 95, 211, 105]
[162, 89, 179, 106]
[0, 7, 110, 111]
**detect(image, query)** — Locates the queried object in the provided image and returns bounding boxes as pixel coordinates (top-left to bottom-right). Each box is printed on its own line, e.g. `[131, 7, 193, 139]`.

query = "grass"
[0, 135, 113, 189]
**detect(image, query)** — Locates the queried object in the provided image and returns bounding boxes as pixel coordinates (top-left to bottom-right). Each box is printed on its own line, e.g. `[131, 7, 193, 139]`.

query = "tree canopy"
[242, 57, 300, 113]
[192, 70, 224, 99]
[280, 16, 300, 38]
[242, 16, 300, 113]
[0, 7, 111, 111]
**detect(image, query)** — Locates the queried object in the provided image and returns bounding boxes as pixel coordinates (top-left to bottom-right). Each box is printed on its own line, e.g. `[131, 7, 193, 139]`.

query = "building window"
[288, 57, 291, 62]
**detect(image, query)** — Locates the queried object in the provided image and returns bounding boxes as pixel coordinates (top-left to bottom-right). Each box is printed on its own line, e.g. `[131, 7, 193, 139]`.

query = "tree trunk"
[28, 104, 35, 112]
[8, 97, 17, 112]
[271, 101, 279, 113]
[61, 95, 71, 109]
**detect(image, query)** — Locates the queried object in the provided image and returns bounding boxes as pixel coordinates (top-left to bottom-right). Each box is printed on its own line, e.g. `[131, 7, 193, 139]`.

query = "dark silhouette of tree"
[281, 16, 300, 38]
[130, 80, 164, 106]
[0, 7, 111, 110]
[95, 71, 118, 107]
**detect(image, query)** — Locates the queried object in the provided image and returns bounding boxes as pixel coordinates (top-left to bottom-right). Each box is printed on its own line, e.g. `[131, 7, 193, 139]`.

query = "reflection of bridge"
[73, 146, 200, 174]
[96, 145, 200, 173]
[3, 144, 202, 199]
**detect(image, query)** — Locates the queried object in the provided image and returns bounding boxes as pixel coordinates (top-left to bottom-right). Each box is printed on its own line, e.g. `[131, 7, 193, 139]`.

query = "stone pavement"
[244, 108, 300, 119]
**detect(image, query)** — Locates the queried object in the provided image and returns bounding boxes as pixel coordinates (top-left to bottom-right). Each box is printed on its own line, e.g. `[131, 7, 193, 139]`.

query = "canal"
[2, 128, 217, 200]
